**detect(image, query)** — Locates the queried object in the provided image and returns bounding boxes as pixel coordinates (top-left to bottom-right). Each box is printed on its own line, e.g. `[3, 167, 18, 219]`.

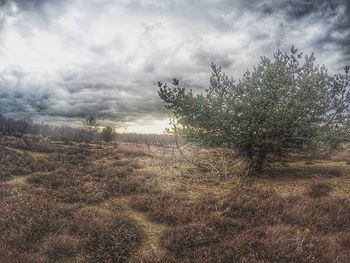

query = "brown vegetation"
[1, 135, 350, 262]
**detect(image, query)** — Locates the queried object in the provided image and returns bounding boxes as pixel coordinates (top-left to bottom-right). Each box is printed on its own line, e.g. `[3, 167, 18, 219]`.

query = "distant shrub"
[306, 183, 332, 198]
[83, 115, 99, 141]
[101, 126, 117, 142]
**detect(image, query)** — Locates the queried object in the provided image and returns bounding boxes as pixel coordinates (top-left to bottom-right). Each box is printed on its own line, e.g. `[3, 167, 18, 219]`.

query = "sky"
[0, 0, 349, 133]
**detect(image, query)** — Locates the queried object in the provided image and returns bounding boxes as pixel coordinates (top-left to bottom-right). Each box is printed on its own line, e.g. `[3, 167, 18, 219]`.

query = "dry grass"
[306, 182, 333, 198]
[1, 134, 350, 262]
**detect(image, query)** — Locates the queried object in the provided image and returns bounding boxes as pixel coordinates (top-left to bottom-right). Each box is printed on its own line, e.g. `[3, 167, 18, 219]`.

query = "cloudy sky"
[0, 0, 349, 133]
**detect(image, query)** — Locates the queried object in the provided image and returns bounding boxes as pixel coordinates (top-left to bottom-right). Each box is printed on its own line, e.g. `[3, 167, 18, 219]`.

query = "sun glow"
[122, 119, 170, 134]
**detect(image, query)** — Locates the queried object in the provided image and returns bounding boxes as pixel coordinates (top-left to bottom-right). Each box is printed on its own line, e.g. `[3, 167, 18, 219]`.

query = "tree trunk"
[246, 147, 266, 174]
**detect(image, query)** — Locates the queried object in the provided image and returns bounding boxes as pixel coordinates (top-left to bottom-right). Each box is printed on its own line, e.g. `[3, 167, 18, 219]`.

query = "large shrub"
[158, 47, 350, 172]
[101, 126, 117, 142]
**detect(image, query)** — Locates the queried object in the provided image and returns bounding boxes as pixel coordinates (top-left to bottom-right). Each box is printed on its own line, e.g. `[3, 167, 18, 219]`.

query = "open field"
[1, 135, 350, 262]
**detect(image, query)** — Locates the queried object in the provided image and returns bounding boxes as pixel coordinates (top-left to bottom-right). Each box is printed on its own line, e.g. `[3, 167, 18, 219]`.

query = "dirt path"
[127, 204, 166, 261]
[101, 196, 166, 262]
[4, 175, 27, 186]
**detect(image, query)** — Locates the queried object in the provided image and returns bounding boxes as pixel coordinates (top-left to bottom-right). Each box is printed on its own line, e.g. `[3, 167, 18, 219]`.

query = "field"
[1, 134, 350, 262]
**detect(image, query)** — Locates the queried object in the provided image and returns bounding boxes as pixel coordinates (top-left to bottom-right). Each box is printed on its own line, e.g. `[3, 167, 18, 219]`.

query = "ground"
[0, 134, 350, 262]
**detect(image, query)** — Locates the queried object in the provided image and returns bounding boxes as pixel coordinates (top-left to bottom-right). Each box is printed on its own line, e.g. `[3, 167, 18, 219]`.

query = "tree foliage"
[158, 47, 350, 172]
[101, 126, 117, 142]
[83, 115, 99, 141]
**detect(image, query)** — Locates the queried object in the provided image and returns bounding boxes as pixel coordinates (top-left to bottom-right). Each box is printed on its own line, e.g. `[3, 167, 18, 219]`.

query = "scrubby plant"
[306, 183, 332, 198]
[101, 126, 117, 142]
[83, 115, 99, 141]
[71, 207, 141, 263]
[158, 47, 350, 172]
[130, 191, 197, 225]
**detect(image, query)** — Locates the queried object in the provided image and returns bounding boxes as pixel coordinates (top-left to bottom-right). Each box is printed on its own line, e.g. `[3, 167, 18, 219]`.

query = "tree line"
[0, 114, 116, 142]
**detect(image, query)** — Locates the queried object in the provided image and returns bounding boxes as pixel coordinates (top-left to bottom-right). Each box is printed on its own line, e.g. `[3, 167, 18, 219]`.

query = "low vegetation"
[1, 134, 350, 262]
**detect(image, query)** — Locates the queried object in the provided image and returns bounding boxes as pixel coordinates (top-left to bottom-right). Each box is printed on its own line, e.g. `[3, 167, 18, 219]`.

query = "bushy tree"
[101, 126, 117, 142]
[158, 47, 350, 172]
[83, 115, 99, 141]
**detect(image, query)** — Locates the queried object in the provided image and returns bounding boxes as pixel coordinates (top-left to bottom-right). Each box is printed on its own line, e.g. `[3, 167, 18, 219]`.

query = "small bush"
[43, 234, 80, 262]
[0, 193, 70, 252]
[306, 183, 332, 198]
[0, 184, 14, 200]
[101, 126, 117, 142]
[71, 207, 141, 263]
[106, 176, 147, 196]
[130, 191, 197, 225]
[319, 168, 343, 177]
[162, 223, 219, 258]
[283, 196, 350, 233]
[221, 187, 284, 226]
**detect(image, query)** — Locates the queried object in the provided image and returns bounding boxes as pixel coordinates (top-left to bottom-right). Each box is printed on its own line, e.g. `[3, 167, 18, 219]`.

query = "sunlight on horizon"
[121, 119, 170, 134]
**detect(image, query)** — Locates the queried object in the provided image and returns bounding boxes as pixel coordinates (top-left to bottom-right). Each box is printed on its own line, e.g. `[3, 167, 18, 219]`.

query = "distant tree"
[101, 126, 117, 142]
[83, 115, 99, 141]
[16, 118, 31, 137]
[158, 47, 350, 173]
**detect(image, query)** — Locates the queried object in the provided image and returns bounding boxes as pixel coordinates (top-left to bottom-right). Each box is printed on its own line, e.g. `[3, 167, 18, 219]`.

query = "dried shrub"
[115, 146, 152, 158]
[106, 176, 146, 196]
[162, 223, 220, 258]
[0, 147, 35, 180]
[58, 183, 109, 204]
[318, 167, 343, 177]
[71, 207, 141, 263]
[159, 186, 350, 262]
[23, 138, 57, 153]
[306, 183, 332, 198]
[27, 170, 80, 190]
[339, 232, 350, 249]
[210, 216, 246, 237]
[0, 184, 14, 200]
[221, 187, 284, 226]
[111, 159, 143, 169]
[42, 234, 80, 262]
[130, 191, 197, 225]
[0, 250, 47, 263]
[283, 196, 350, 233]
[0, 193, 71, 253]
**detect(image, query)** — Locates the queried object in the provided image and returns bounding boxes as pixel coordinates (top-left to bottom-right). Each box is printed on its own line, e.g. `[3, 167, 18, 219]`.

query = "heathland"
[1, 134, 350, 262]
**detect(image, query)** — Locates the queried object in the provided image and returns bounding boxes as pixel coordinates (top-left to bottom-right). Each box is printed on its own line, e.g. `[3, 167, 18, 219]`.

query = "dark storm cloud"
[0, 0, 349, 129]
[278, 0, 350, 61]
